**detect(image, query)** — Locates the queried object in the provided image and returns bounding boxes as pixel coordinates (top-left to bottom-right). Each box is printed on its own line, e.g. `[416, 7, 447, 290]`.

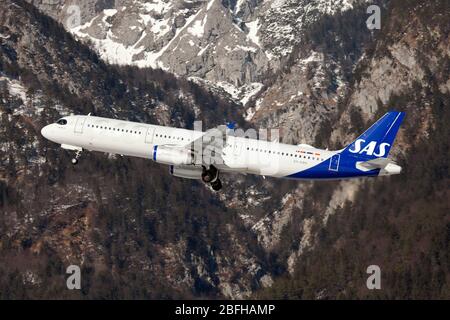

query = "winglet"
[226, 121, 236, 130]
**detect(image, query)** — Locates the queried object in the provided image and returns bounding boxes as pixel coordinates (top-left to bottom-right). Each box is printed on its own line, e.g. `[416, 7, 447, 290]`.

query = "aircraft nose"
[41, 125, 53, 140]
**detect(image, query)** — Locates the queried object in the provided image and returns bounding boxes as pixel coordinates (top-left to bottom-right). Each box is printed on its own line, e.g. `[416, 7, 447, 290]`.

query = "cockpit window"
[57, 119, 67, 125]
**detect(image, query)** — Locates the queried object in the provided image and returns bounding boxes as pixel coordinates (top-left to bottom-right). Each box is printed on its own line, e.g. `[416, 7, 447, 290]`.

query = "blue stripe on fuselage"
[153, 145, 158, 161]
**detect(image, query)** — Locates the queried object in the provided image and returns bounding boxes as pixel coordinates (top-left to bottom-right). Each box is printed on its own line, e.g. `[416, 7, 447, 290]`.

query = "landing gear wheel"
[202, 171, 213, 183]
[202, 165, 218, 183]
[202, 165, 222, 191]
[71, 158, 78, 165]
[211, 179, 222, 191]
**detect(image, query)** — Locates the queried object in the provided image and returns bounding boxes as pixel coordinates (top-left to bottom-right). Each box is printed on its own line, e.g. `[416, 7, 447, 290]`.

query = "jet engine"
[169, 165, 203, 180]
[152, 146, 193, 166]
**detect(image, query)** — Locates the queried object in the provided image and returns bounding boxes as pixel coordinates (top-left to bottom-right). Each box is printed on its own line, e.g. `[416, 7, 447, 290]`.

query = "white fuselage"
[41, 115, 337, 179]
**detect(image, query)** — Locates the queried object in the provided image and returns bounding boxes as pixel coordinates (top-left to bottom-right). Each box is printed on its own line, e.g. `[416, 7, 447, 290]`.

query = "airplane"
[41, 111, 405, 191]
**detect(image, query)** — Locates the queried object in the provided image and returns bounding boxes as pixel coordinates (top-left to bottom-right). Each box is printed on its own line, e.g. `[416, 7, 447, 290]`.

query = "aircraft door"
[74, 117, 86, 134]
[145, 127, 155, 144]
[329, 154, 340, 171]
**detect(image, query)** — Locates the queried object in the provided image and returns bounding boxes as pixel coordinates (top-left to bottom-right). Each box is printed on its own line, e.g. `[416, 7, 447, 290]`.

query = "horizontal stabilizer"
[356, 158, 402, 175]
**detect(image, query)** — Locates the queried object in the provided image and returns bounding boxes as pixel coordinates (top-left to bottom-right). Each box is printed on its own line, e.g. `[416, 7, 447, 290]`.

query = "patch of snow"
[207, 0, 216, 11]
[139, 14, 152, 26]
[255, 97, 263, 111]
[246, 19, 260, 47]
[188, 16, 207, 38]
[270, 0, 287, 9]
[142, 0, 173, 14]
[70, 2, 182, 69]
[77, 28, 146, 66]
[235, 0, 247, 13]
[103, 9, 117, 17]
[137, 7, 205, 69]
[205, 81, 263, 107]
[245, 108, 255, 121]
[215, 81, 239, 98]
[240, 83, 263, 106]
[8, 81, 27, 102]
[235, 45, 257, 53]
[197, 44, 210, 56]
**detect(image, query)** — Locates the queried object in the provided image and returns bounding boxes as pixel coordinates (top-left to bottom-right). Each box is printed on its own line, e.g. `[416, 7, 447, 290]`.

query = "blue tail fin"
[342, 111, 405, 160]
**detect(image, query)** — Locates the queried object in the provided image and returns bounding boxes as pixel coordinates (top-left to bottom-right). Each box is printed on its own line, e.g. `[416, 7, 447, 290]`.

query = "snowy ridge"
[65, 0, 359, 109]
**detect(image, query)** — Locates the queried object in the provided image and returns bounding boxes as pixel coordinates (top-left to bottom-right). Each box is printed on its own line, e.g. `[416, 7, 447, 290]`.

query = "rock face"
[27, 0, 361, 105]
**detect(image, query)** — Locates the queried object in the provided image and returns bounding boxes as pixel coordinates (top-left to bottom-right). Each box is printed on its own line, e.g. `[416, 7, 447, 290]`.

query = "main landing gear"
[202, 165, 222, 191]
[71, 150, 82, 165]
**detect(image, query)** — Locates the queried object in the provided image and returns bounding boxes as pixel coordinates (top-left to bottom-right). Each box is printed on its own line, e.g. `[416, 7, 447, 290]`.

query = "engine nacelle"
[169, 165, 203, 180]
[152, 145, 193, 165]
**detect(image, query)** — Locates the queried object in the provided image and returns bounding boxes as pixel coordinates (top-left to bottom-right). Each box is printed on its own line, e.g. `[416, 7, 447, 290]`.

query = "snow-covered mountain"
[28, 0, 359, 105]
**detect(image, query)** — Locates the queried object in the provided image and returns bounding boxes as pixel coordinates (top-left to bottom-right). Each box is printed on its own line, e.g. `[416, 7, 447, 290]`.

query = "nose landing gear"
[202, 165, 222, 191]
[71, 150, 82, 165]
